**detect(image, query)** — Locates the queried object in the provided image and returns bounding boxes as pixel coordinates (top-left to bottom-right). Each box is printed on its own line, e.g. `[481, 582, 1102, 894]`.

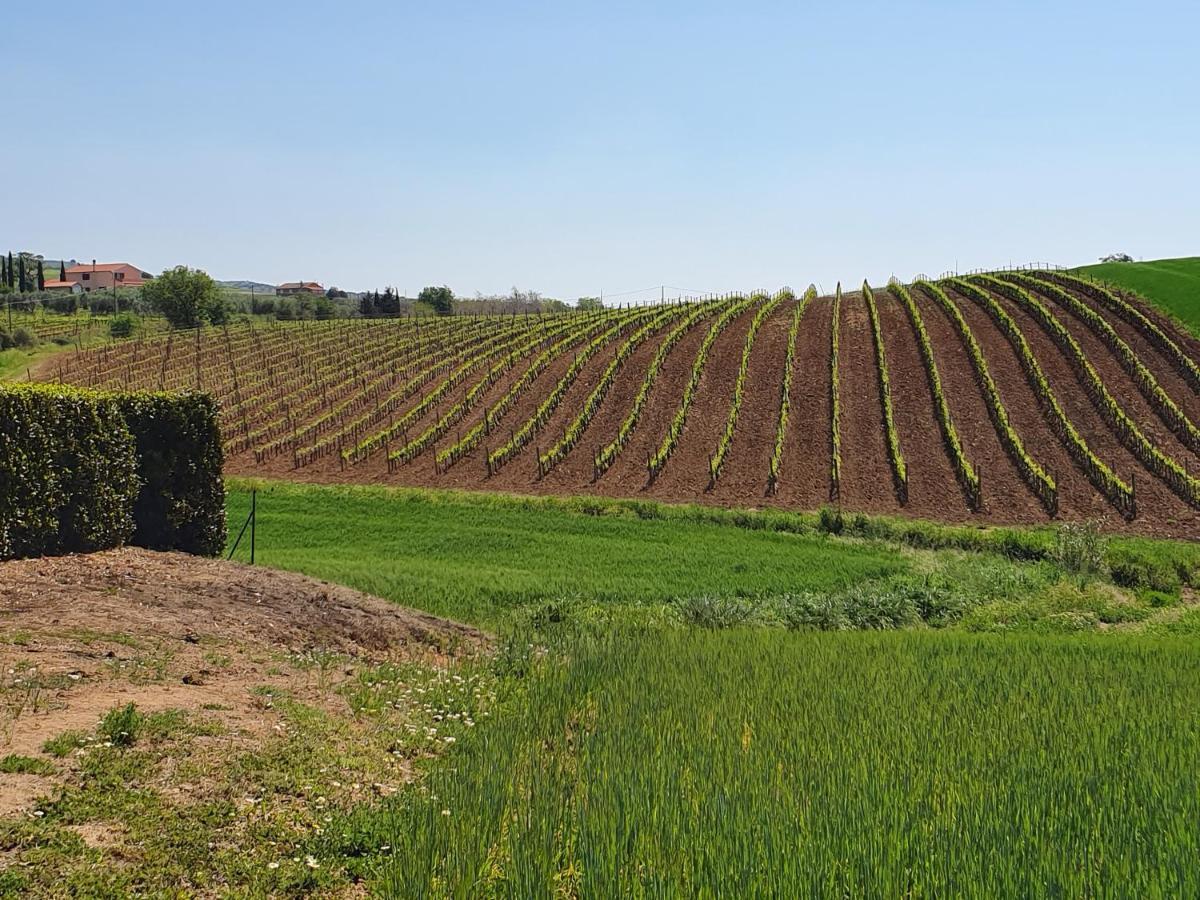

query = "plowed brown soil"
[837, 291, 899, 514]
[916, 287, 1046, 521]
[773, 296, 833, 508]
[945, 285, 1115, 523]
[595, 309, 715, 495]
[986, 286, 1200, 534]
[1029, 286, 1200, 469]
[708, 299, 794, 503]
[646, 305, 759, 499]
[874, 288, 966, 520]
[1024, 280, 1200, 465]
[49, 287, 1200, 538]
[538, 316, 697, 491]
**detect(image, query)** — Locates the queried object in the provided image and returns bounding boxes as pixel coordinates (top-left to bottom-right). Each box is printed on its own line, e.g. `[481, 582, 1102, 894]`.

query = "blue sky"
[6, 1, 1197, 300]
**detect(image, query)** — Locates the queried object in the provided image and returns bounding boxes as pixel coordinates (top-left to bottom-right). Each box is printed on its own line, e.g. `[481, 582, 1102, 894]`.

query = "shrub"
[675, 595, 762, 629]
[0, 385, 139, 559]
[817, 505, 845, 535]
[85, 293, 119, 315]
[117, 392, 226, 556]
[0, 329, 12, 350]
[143, 266, 225, 328]
[1053, 521, 1107, 579]
[109, 313, 136, 339]
[0, 384, 225, 560]
[840, 584, 922, 630]
[44, 294, 78, 314]
[1106, 546, 1182, 594]
[11, 326, 35, 349]
[779, 593, 849, 631]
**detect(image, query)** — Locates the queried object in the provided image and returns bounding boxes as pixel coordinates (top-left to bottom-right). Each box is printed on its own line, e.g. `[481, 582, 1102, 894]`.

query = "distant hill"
[217, 280, 277, 294]
[1072, 256, 1200, 335]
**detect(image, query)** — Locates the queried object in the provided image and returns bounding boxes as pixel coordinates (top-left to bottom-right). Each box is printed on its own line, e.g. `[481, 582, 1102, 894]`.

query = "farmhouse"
[277, 281, 325, 296]
[64, 261, 152, 292]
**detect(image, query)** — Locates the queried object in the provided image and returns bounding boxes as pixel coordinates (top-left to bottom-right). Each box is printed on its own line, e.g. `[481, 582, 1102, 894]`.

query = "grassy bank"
[226, 479, 1200, 631]
[225, 480, 908, 626]
[1073, 256, 1200, 334]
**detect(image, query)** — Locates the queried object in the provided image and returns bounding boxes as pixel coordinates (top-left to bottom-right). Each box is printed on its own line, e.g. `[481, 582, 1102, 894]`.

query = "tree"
[576, 296, 604, 311]
[5, 253, 12, 289]
[36, 259, 45, 292]
[59, 260, 67, 281]
[418, 285, 454, 316]
[142, 266, 225, 328]
[378, 287, 400, 316]
[1100, 253, 1134, 263]
[314, 296, 336, 320]
[0, 256, 6, 289]
[17, 256, 27, 293]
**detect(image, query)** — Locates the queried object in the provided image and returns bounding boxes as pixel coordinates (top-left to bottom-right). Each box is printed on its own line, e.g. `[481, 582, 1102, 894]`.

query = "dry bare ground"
[0, 549, 485, 896]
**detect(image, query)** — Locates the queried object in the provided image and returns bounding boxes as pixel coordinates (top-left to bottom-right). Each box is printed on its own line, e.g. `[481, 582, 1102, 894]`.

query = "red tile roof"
[64, 262, 143, 274]
[278, 281, 324, 290]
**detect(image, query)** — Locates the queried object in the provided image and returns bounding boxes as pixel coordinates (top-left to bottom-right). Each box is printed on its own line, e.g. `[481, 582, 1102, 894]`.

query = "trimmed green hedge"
[116, 392, 226, 556]
[0, 384, 225, 560]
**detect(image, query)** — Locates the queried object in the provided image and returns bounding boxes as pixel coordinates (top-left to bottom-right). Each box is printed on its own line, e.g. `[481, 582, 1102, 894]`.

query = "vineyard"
[39, 271, 1200, 536]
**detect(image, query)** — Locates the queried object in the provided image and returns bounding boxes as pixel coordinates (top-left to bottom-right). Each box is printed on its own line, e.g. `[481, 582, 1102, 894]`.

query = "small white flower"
[267, 861, 280, 870]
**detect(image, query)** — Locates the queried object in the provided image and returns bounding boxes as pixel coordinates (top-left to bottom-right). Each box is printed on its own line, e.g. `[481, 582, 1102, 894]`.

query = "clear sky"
[6, 0, 1197, 300]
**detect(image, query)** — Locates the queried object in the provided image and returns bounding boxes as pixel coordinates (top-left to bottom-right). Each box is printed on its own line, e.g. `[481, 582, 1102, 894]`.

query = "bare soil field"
[40, 275, 1200, 538]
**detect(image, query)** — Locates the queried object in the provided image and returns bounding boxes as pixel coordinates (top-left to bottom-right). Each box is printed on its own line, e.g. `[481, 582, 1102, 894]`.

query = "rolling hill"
[1073, 257, 1200, 335]
[40, 268, 1200, 538]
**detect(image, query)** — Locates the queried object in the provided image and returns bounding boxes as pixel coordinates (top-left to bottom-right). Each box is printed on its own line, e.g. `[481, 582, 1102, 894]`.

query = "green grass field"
[225, 479, 1199, 629]
[221, 479, 1200, 893]
[333, 628, 1200, 896]
[225, 480, 909, 626]
[1073, 256, 1200, 334]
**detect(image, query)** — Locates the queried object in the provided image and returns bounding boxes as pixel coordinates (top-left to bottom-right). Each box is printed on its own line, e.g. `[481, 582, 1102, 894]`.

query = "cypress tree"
[1, 255, 7, 288]
[17, 256, 27, 293]
[60, 260, 67, 282]
[36, 259, 45, 292]
[5, 252, 12, 289]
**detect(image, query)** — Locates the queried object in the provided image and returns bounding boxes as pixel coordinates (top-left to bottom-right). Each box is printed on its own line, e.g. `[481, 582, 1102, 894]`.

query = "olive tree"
[143, 266, 226, 328]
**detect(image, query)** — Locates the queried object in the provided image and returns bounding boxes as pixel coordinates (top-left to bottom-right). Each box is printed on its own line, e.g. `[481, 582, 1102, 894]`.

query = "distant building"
[64, 261, 151, 292]
[42, 280, 84, 295]
[277, 281, 324, 296]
